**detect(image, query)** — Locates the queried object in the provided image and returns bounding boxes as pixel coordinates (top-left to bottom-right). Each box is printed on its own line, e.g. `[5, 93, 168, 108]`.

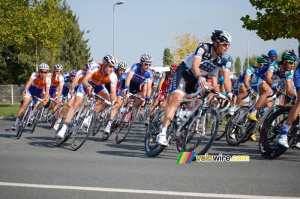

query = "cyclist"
[145, 64, 178, 125]
[56, 55, 118, 139]
[121, 54, 154, 111]
[12, 63, 51, 130]
[277, 57, 299, 148]
[103, 61, 129, 135]
[229, 55, 271, 116]
[248, 52, 297, 123]
[156, 30, 232, 146]
[53, 64, 90, 131]
[47, 64, 65, 122]
[268, 49, 278, 61]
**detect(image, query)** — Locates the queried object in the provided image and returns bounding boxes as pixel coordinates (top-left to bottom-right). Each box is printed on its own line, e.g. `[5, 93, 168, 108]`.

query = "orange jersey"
[48, 72, 64, 89]
[87, 64, 117, 87]
[76, 69, 86, 85]
[30, 72, 51, 89]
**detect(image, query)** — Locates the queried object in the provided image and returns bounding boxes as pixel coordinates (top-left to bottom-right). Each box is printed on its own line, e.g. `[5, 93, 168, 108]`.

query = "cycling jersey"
[62, 75, 72, 97]
[105, 68, 128, 96]
[48, 72, 64, 89]
[76, 69, 86, 86]
[24, 72, 51, 98]
[293, 63, 300, 91]
[88, 64, 118, 87]
[160, 71, 172, 93]
[129, 63, 153, 86]
[30, 72, 51, 89]
[183, 42, 231, 77]
[254, 61, 293, 85]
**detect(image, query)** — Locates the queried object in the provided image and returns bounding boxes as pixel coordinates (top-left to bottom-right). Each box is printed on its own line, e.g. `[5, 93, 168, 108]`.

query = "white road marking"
[0, 182, 299, 199]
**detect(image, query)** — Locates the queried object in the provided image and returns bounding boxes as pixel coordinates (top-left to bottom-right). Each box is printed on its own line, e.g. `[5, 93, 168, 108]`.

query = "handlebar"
[91, 92, 112, 105]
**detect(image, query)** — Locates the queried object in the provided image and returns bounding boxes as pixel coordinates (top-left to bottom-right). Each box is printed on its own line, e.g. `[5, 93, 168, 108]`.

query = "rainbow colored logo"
[176, 152, 195, 164]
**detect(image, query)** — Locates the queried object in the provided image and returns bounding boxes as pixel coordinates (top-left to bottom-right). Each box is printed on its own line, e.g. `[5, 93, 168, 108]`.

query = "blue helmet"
[268, 49, 277, 56]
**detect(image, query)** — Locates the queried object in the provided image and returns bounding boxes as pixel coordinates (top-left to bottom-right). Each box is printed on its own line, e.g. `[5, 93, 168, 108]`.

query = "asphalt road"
[0, 118, 300, 199]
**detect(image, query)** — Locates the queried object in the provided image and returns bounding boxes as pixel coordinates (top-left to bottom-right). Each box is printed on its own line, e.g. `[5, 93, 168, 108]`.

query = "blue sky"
[66, 0, 298, 69]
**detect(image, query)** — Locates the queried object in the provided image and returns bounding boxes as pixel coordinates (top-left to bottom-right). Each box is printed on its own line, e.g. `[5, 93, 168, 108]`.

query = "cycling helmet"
[211, 30, 232, 44]
[103, 54, 118, 67]
[281, 51, 297, 61]
[140, 54, 153, 62]
[38, 63, 50, 71]
[170, 64, 178, 72]
[54, 64, 63, 70]
[268, 49, 277, 56]
[70, 69, 77, 77]
[85, 61, 98, 70]
[118, 61, 128, 71]
[257, 54, 271, 63]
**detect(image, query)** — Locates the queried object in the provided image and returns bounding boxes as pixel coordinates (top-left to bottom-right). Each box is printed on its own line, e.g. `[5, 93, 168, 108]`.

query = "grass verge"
[0, 104, 20, 116]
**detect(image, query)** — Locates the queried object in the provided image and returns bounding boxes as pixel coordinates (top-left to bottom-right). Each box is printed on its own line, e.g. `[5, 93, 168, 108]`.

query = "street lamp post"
[113, 1, 124, 56]
[247, 32, 255, 69]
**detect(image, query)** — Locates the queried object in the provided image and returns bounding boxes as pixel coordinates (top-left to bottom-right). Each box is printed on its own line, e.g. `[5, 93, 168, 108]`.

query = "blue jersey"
[238, 66, 259, 85]
[254, 60, 293, 84]
[129, 63, 153, 86]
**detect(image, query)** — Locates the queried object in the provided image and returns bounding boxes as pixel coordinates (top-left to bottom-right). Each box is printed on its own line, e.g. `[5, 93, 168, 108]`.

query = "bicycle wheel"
[144, 110, 165, 157]
[259, 107, 292, 159]
[56, 111, 79, 147]
[70, 111, 95, 151]
[92, 112, 104, 136]
[225, 107, 250, 146]
[15, 106, 30, 139]
[115, 110, 133, 144]
[182, 107, 219, 157]
[50, 104, 62, 129]
[215, 111, 229, 141]
[31, 108, 43, 133]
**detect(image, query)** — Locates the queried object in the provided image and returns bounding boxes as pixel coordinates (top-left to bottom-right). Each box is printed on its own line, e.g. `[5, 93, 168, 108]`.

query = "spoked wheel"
[225, 107, 250, 146]
[144, 110, 165, 157]
[115, 111, 133, 144]
[92, 112, 105, 137]
[15, 106, 30, 139]
[55, 117, 71, 147]
[70, 112, 95, 151]
[182, 107, 219, 157]
[259, 107, 293, 159]
[50, 104, 62, 129]
[215, 112, 229, 141]
[31, 108, 43, 133]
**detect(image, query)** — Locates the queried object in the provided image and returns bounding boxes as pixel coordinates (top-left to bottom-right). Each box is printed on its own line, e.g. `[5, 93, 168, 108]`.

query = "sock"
[108, 120, 112, 125]
[15, 118, 20, 124]
[56, 118, 62, 123]
[281, 123, 291, 136]
[161, 128, 167, 135]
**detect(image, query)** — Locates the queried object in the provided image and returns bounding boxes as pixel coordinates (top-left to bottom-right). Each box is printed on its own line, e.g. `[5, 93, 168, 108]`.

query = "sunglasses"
[143, 63, 151, 66]
[55, 70, 62, 73]
[287, 60, 296, 65]
[40, 71, 48, 74]
[220, 43, 230, 47]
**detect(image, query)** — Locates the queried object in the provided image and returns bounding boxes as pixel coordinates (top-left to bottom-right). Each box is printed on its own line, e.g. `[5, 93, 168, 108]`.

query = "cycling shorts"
[50, 88, 58, 98]
[76, 83, 108, 98]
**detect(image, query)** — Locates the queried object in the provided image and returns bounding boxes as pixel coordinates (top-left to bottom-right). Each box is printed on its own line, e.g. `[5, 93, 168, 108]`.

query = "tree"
[171, 33, 200, 64]
[234, 57, 242, 78]
[243, 55, 258, 72]
[162, 48, 174, 67]
[240, 0, 300, 57]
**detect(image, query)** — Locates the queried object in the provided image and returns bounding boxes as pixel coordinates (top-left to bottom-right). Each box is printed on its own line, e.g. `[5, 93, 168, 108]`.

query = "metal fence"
[0, 85, 23, 105]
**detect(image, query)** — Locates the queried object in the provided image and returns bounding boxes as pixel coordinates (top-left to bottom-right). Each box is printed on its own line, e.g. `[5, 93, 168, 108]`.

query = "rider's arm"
[158, 77, 165, 92]
[244, 74, 251, 89]
[82, 72, 93, 88]
[124, 72, 134, 88]
[285, 80, 296, 98]
[265, 71, 274, 86]
[191, 56, 202, 77]
[223, 70, 232, 93]
[24, 78, 34, 94]
[71, 76, 79, 91]
[110, 85, 117, 103]
[56, 77, 64, 99]
[211, 76, 220, 92]
[146, 80, 153, 98]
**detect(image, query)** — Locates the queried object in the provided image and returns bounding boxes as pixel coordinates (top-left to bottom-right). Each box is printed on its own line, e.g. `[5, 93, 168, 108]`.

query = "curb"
[0, 116, 17, 120]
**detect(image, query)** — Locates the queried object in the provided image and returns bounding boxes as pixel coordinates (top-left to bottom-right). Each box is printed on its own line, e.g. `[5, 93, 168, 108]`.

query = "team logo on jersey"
[250, 75, 258, 85]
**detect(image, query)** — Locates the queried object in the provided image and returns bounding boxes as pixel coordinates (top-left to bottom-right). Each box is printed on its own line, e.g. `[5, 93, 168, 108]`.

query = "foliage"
[234, 57, 242, 77]
[171, 33, 200, 64]
[241, 0, 300, 56]
[243, 55, 258, 72]
[163, 48, 174, 67]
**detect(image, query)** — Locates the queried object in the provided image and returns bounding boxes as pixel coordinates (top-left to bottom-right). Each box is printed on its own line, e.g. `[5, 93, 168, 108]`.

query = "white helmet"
[38, 63, 50, 71]
[103, 54, 118, 68]
[118, 61, 128, 71]
[140, 54, 153, 62]
[85, 61, 99, 70]
[54, 64, 63, 70]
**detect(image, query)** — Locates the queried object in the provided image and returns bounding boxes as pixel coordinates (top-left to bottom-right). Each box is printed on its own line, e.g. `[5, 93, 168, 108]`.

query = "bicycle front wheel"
[16, 106, 31, 139]
[115, 111, 133, 144]
[70, 112, 95, 151]
[182, 107, 219, 157]
[259, 107, 291, 159]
